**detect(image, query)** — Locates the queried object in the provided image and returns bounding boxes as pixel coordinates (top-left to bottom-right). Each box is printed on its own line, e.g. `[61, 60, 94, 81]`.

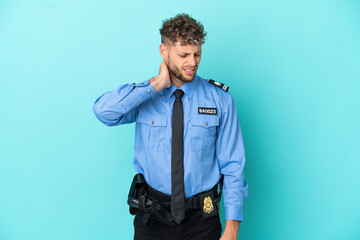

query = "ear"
[159, 43, 168, 59]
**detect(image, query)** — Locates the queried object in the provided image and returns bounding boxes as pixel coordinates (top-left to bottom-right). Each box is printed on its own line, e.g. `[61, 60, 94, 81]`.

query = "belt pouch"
[198, 191, 218, 219]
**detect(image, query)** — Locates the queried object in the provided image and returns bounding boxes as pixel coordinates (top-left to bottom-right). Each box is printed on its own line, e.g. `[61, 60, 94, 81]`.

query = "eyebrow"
[178, 51, 202, 55]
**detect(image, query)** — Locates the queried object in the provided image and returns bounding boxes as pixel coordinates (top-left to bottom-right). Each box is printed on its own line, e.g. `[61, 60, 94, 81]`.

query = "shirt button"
[151, 121, 154, 125]
[205, 122, 208, 126]
[147, 89, 151, 93]
[141, 83, 145, 85]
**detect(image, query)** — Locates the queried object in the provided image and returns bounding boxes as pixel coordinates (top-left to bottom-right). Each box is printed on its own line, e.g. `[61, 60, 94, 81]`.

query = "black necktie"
[171, 89, 185, 224]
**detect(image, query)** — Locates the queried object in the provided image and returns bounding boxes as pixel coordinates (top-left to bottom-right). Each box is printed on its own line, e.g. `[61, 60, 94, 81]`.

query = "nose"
[188, 55, 196, 67]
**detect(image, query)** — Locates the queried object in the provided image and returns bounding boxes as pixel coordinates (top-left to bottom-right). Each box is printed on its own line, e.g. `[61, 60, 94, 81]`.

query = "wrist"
[149, 76, 164, 92]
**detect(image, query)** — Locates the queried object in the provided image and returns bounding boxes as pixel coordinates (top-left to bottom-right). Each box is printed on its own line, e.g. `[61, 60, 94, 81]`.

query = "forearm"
[225, 220, 240, 233]
[93, 79, 156, 126]
[220, 220, 240, 240]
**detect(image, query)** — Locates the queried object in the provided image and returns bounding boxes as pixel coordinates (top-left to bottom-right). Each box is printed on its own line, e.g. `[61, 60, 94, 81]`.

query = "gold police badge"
[203, 196, 214, 213]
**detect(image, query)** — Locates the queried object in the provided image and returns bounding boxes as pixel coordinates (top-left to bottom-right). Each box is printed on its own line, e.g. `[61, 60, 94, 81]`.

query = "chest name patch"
[198, 107, 217, 115]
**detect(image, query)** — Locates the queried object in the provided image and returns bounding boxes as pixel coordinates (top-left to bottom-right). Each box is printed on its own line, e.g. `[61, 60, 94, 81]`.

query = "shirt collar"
[164, 74, 199, 100]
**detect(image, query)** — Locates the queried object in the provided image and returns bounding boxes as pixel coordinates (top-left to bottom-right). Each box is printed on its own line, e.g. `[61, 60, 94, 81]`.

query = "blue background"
[0, 0, 359, 239]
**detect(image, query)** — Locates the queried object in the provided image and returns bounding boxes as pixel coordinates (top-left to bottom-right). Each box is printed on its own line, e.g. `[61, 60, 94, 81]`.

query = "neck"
[170, 73, 185, 88]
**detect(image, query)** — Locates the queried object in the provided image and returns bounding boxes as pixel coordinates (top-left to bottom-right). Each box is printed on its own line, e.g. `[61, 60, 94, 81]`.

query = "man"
[93, 13, 248, 240]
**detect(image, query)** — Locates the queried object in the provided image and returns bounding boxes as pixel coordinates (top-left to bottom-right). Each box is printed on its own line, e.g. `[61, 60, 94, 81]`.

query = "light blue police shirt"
[93, 74, 248, 221]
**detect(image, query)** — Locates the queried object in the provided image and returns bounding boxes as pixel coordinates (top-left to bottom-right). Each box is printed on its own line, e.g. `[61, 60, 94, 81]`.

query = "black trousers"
[133, 209, 222, 240]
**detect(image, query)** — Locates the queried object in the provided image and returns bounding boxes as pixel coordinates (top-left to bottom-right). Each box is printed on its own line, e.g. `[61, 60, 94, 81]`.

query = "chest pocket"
[137, 114, 168, 152]
[190, 116, 219, 151]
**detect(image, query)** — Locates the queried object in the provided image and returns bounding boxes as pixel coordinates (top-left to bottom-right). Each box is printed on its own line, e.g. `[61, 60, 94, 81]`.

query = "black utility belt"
[145, 180, 221, 216]
[127, 173, 223, 226]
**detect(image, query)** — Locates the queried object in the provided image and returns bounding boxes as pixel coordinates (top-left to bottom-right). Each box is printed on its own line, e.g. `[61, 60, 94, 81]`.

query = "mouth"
[183, 68, 196, 75]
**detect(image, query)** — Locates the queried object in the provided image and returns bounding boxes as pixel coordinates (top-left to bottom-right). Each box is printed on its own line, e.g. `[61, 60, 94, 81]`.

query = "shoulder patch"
[208, 79, 229, 92]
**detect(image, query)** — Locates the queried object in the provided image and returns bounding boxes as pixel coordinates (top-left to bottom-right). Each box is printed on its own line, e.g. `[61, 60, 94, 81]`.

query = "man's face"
[165, 41, 202, 83]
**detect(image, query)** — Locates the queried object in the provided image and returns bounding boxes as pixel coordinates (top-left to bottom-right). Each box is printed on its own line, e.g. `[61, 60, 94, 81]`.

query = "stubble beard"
[167, 59, 196, 83]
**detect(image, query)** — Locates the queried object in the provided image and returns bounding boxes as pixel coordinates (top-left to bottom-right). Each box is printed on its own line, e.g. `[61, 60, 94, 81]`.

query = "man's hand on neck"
[149, 60, 171, 92]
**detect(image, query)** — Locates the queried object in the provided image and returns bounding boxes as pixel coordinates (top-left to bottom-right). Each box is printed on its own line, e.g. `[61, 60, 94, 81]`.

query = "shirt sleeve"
[216, 93, 248, 221]
[93, 79, 157, 126]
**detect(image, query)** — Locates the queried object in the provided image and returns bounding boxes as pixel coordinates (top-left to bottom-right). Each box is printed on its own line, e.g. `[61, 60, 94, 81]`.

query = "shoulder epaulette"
[208, 79, 229, 92]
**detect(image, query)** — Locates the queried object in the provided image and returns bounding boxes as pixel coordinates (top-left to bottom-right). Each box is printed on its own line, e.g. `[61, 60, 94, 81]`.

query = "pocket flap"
[137, 114, 167, 127]
[190, 116, 219, 128]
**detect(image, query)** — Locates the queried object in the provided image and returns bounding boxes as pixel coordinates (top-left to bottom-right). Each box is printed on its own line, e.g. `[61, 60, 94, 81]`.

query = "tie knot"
[174, 89, 184, 100]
